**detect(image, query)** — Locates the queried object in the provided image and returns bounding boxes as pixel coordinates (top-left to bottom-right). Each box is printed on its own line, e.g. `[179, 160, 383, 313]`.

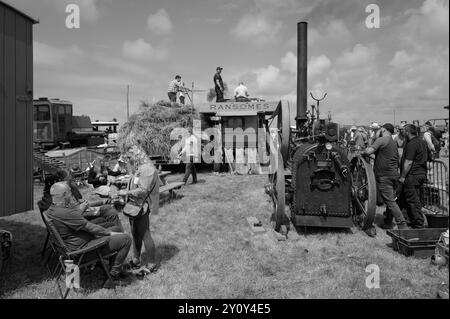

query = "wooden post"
[191, 82, 194, 107]
[127, 85, 130, 121]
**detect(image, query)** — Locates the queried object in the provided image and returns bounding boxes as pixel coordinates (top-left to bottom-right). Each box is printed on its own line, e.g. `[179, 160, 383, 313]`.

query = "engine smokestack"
[296, 21, 308, 126]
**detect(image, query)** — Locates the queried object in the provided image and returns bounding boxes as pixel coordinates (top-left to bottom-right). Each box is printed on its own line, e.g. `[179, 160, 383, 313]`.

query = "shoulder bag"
[122, 176, 151, 218]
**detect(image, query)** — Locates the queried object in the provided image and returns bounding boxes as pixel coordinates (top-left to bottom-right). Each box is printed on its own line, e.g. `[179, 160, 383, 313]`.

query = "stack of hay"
[117, 100, 199, 158]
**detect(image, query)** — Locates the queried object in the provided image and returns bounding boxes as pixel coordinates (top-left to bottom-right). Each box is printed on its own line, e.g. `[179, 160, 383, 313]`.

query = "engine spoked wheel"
[267, 145, 288, 236]
[350, 156, 376, 230]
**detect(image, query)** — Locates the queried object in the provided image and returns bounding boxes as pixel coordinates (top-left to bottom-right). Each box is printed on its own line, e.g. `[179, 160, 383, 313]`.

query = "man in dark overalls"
[398, 124, 428, 228]
[214, 67, 225, 102]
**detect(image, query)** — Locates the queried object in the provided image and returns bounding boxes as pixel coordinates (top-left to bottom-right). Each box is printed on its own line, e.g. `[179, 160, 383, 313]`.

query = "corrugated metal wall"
[0, 4, 34, 217]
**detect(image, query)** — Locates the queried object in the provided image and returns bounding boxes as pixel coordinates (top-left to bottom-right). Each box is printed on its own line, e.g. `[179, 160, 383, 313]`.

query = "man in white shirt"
[168, 75, 182, 103]
[178, 128, 200, 184]
[234, 82, 250, 102]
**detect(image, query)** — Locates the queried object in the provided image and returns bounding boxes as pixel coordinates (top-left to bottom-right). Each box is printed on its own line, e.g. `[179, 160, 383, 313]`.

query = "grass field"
[0, 173, 448, 299]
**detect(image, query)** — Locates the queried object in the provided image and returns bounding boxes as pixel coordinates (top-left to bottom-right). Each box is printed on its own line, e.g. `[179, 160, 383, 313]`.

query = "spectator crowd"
[342, 120, 448, 235]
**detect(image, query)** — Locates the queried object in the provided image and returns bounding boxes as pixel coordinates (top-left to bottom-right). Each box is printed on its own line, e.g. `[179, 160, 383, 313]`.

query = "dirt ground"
[0, 173, 448, 299]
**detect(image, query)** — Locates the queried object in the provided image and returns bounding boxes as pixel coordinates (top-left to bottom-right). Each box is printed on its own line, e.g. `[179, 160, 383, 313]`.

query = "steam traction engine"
[265, 22, 376, 236]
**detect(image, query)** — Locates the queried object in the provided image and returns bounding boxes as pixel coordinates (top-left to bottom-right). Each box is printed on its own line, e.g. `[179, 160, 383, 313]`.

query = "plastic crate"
[425, 214, 449, 229]
[387, 228, 448, 259]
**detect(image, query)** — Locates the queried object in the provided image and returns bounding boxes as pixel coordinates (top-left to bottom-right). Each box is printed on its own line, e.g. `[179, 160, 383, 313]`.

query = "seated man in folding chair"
[46, 182, 132, 283]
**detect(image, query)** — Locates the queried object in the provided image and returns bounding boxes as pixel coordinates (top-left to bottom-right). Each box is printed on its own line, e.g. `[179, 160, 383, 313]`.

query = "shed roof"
[0, 0, 39, 24]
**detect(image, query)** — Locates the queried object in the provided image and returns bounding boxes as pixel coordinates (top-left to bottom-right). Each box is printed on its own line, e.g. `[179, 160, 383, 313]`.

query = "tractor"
[265, 22, 376, 236]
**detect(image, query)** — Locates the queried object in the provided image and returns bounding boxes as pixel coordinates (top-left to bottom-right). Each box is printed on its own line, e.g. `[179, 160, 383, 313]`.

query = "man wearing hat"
[363, 123, 408, 230]
[45, 182, 132, 284]
[214, 67, 225, 102]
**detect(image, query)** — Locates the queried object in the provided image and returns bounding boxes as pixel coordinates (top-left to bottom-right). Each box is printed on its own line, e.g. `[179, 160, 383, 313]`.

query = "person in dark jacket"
[398, 124, 429, 228]
[214, 67, 225, 102]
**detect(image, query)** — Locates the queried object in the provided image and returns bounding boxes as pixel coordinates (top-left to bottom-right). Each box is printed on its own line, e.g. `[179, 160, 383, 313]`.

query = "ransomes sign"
[197, 101, 280, 115]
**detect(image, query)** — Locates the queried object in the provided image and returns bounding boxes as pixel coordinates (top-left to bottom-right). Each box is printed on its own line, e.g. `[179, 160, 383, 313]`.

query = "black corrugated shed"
[0, 1, 38, 216]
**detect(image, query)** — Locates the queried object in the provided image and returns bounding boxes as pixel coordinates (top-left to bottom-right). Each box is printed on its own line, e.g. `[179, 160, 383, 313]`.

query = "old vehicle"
[33, 98, 121, 183]
[33, 97, 106, 149]
[265, 22, 376, 235]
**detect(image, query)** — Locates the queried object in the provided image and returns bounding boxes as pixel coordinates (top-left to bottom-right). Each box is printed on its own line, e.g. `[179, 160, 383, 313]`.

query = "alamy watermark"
[64, 260, 80, 289]
[365, 264, 380, 289]
[66, 4, 81, 29]
[169, 120, 280, 172]
[365, 4, 381, 29]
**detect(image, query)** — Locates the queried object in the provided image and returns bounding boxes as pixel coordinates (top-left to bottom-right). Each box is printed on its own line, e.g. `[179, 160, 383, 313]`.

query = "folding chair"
[37, 200, 51, 258]
[37, 200, 60, 277]
[42, 213, 117, 299]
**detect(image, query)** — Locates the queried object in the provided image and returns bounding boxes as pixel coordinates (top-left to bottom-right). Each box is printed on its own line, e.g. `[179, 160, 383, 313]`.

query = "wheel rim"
[351, 157, 376, 230]
[277, 101, 291, 165]
[275, 149, 286, 230]
[267, 142, 286, 232]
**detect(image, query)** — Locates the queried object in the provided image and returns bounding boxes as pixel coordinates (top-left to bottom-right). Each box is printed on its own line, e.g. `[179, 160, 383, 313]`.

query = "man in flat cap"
[363, 123, 408, 231]
[45, 182, 131, 284]
[214, 67, 225, 102]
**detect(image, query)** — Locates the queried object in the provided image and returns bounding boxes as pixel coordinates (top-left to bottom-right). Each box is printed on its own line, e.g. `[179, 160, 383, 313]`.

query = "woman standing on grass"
[119, 144, 161, 273]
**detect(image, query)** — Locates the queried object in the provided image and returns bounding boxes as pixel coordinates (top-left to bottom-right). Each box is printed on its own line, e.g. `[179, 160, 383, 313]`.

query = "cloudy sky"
[12, 0, 450, 125]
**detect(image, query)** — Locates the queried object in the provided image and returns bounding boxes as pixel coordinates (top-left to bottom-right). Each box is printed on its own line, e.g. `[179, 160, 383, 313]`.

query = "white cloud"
[336, 44, 376, 68]
[77, 0, 100, 21]
[402, 0, 449, 46]
[309, 55, 332, 77]
[147, 9, 173, 35]
[420, 0, 449, 33]
[93, 54, 148, 76]
[389, 51, 418, 68]
[254, 65, 281, 91]
[122, 38, 168, 61]
[281, 52, 296, 73]
[230, 13, 283, 45]
[281, 52, 331, 77]
[309, 20, 351, 48]
[34, 42, 84, 66]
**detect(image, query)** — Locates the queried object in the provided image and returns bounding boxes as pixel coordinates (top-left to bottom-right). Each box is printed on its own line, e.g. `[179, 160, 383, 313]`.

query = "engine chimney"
[296, 21, 308, 127]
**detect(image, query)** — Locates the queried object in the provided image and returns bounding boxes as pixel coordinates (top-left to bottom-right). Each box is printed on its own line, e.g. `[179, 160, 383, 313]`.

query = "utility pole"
[394, 109, 396, 126]
[126, 85, 130, 121]
[190, 82, 207, 107]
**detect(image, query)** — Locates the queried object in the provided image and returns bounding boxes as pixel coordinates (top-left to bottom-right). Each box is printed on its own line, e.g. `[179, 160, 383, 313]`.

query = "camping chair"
[37, 200, 59, 276]
[37, 200, 51, 257]
[42, 213, 117, 299]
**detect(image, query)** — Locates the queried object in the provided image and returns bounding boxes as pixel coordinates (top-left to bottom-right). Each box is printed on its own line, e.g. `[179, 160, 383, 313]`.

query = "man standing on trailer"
[168, 75, 183, 103]
[214, 67, 225, 103]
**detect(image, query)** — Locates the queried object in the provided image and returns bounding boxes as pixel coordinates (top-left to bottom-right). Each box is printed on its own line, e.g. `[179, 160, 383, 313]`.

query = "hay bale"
[117, 100, 200, 157]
